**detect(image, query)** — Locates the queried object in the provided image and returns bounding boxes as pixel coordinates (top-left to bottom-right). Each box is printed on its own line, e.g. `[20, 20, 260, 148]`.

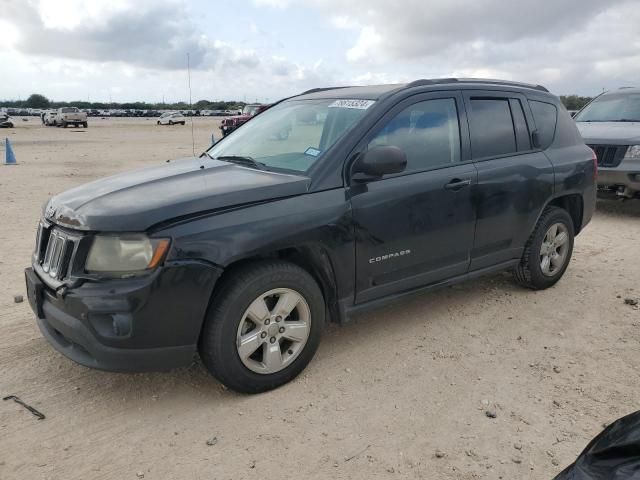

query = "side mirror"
[531, 130, 542, 149]
[352, 145, 407, 180]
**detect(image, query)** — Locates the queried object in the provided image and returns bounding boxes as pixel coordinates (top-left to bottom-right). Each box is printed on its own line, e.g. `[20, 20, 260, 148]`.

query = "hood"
[576, 121, 640, 145]
[45, 157, 310, 231]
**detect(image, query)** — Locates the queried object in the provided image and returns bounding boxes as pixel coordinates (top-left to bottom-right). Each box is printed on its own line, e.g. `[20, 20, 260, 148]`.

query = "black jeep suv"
[25, 79, 596, 393]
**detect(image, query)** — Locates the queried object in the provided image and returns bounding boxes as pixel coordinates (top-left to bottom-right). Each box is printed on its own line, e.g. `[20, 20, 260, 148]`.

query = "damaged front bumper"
[25, 260, 221, 372]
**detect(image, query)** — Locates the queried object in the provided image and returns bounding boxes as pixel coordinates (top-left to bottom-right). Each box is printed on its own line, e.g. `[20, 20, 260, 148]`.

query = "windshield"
[207, 98, 374, 173]
[575, 92, 640, 122]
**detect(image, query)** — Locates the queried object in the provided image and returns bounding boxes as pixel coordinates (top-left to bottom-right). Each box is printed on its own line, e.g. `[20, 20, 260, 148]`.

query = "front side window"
[368, 98, 461, 172]
[207, 99, 373, 173]
[468, 98, 517, 158]
[574, 92, 640, 122]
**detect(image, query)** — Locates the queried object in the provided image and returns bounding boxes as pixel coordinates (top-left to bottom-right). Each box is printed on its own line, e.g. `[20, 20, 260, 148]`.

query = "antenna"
[187, 53, 196, 156]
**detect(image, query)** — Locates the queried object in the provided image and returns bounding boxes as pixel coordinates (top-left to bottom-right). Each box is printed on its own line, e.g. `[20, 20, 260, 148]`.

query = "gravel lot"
[1, 117, 639, 480]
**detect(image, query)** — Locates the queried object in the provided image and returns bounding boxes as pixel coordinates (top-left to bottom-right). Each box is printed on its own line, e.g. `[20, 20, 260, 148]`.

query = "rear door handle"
[444, 178, 472, 190]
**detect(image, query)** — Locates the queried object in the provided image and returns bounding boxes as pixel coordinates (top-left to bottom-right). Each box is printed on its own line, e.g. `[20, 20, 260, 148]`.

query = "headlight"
[624, 145, 640, 160]
[85, 234, 170, 275]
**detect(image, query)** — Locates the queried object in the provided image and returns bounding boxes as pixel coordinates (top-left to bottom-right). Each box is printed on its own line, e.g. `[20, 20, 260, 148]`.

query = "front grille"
[588, 145, 628, 168]
[34, 223, 79, 280]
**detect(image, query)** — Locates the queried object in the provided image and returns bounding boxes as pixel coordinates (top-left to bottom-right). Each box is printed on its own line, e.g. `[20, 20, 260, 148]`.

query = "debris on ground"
[485, 409, 497, 419]
[206, 436, 218, 446]
[435, 449, 446, 458]
[13, 295, 23, 303]
[2, 395, 45, 420]
[624, 298, 638, 306]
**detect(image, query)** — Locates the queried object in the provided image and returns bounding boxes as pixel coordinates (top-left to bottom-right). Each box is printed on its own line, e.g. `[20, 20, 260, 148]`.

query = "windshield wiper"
[213, 155, 268, 170]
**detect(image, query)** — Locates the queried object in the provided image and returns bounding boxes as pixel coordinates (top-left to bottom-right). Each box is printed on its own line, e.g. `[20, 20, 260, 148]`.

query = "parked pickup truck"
[25, 79, 596, 393]
[55, 107, 88, 128]
[219, 103, 269, 136]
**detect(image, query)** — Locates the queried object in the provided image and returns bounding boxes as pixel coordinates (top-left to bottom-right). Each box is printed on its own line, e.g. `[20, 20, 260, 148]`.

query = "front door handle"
[444, 178, 472, 190]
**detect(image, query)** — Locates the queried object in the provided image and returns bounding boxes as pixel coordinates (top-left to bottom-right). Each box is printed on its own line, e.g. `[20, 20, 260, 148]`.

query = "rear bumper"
[26, 260, 222, 372]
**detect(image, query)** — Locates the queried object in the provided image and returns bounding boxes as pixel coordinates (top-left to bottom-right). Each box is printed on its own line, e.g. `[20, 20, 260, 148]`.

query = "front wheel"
[513, 206, 575, 290]
[199, 261, 325, 393]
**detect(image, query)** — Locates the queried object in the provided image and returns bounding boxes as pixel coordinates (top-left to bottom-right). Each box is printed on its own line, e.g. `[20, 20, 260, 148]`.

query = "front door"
[349, 92, 478, 304]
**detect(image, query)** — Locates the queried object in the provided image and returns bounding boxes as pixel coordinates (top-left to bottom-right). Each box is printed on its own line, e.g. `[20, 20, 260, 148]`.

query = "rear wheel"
[82, 122, 88, 128]
[169, 120, 173, 125]
[513, 206, 574, 290]
[199, 260, 325, 393]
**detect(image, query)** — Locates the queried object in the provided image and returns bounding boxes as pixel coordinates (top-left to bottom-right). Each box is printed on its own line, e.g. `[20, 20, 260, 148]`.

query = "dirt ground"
[1, 117, 639, 480]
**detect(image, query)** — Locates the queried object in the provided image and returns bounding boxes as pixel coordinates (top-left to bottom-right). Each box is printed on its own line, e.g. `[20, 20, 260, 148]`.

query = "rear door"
[349, 91, 478, 303]
[462, 90, 554, 270]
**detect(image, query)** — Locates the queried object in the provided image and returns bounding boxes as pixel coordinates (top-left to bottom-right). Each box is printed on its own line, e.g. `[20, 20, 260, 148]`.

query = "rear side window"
[529, 101, 557, 150]
[468, 99, 517, 158]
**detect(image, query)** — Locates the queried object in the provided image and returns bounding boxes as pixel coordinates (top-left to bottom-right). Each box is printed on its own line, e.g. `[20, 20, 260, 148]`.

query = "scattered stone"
[14, 295, 23, 303]
[553, 366, 561, 374]
[386, 467, 395, 473]
[624, 298, 639, 306]
[136, 472, 144, 479]
[345, 368, 352, 373]
[512, 457, 522, 464]
[514, 443, 523, 450]
[481, 399, 490, 406]
[206, 436, 218, 446]
[546, 450, 555, 458]
[552, 458, 560, 466]
[553, 400, 561, 408]
[435, 449, 446, 458]
[485, 409, 497, 419]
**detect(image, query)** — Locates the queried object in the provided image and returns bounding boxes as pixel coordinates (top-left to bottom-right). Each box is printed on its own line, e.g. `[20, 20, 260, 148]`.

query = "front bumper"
[598, 158, 640, 194]
[25, 260, 221, 372]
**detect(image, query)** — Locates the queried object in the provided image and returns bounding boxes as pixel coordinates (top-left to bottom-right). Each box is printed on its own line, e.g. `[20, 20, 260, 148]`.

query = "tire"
[82, 122, 88, 128]
[180, 121, 185, 125]
[513, 206, 575, 290]
[157, 121, 160, 125]
[62, 121, 68, 128]
[169, 120, 173, 125]
[199, 260, 325, 393]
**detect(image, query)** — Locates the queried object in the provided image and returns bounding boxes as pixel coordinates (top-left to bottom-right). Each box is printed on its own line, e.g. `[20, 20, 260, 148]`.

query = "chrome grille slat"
[35, 225, 78, 280]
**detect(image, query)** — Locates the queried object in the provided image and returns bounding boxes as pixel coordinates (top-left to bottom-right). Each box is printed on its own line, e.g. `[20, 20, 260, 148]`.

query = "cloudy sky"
[2, 0, 639, 103]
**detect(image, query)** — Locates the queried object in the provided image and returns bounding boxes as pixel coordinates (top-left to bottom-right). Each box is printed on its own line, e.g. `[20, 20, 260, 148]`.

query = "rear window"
[529, 101, 557, 150]
[61, 107, 78, 113]
[468, 99, 517, 158]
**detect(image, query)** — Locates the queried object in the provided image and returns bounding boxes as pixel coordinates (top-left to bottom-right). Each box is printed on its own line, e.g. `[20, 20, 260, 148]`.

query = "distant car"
[574, 87, 640, 199]
[219, 103, 270, 136]
[55, 107, 88, 128]
[157, 112, 186, 125]
[0, 113, 14, 128]
[43, 111, 57, 126]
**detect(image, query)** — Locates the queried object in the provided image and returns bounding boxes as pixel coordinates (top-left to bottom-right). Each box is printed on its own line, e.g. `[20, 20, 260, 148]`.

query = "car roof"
[295, 78, 550, 101]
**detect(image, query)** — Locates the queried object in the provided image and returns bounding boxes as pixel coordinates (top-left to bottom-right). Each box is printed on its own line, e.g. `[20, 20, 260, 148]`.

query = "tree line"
[1, 94, 245, 111]
[4, 93, 595, 112]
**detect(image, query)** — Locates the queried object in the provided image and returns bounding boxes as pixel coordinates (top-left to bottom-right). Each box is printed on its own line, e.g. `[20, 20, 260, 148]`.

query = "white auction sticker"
[328, 99, 375, 110]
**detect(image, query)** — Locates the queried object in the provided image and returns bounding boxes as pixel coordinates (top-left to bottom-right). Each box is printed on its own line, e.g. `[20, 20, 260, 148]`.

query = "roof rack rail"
[619, 86, 637, 90]
[406, 78, 459, 88]
[406, 77, 549, 92]
[300, 86, 352, 95]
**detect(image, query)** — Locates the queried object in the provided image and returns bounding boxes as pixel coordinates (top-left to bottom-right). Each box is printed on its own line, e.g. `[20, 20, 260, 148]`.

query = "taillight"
[590, 148, 598, 180]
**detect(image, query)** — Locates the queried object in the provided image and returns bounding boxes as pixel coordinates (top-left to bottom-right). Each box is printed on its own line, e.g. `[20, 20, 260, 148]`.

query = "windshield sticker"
[304, 147, 321, 157]
[328, 99, 375, 110]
